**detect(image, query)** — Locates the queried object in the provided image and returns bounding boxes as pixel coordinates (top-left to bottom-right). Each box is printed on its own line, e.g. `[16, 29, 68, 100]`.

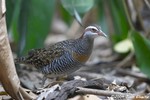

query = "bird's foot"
[43, 80, 63, 88]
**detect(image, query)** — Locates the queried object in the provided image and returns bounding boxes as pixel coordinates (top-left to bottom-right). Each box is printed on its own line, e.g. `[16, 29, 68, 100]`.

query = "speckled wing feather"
[15, 42, 66, 67]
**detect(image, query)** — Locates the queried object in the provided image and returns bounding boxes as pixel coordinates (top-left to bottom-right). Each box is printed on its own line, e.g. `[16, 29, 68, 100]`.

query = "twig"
[40, 79, 106, 100]
[76, 87, 135, 99]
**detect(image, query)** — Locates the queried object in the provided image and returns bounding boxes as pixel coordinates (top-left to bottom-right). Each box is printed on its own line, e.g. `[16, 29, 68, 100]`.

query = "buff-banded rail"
[15, 25, 107, 85]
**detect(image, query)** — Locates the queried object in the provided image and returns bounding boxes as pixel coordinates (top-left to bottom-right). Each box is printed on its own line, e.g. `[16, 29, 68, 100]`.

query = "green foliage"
[131, 31, 150, 77]
[6, 0, 55, 54]
[59, 3, 73, 24]
[6, 0, 18, 30]
[24, 0, 55, 54]
[6, 0, 21, 43]
[95, 0, 130, 44]
[61, 0, 94, 15]
[61, 0, 94, 25]
[108, 0, 129, 43]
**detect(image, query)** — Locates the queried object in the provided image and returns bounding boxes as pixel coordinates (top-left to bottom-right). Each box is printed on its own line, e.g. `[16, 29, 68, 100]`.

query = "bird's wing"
[21, 43, 66, 67]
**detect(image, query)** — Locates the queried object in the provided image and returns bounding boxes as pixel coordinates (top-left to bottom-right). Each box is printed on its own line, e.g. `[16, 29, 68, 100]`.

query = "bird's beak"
[98, 30, 107, 38]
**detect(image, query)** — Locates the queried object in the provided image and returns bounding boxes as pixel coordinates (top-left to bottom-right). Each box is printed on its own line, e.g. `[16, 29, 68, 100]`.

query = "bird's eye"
[91, 28, 97, 32]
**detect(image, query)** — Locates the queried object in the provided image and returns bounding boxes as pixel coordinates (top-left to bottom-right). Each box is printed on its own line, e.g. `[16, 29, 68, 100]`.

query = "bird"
[15, 25, 107, 85]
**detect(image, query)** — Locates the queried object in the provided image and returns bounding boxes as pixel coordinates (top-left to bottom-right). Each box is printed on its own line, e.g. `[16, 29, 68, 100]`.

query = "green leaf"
[6, 0, 17, 29]
[6, 0, 22, 42]
[106, 0, 129, 44]
[61, 0, 94, 15]
[18, 0, 55, 54]
[130, 30, 150, 78]
[114, 38, 133, 53]
[59, 3, 72, 24]
[6, 0, 55, 55]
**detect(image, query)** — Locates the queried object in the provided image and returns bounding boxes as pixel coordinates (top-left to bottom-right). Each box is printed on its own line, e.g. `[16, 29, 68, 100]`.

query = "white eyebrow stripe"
[85, 26, 98, 31]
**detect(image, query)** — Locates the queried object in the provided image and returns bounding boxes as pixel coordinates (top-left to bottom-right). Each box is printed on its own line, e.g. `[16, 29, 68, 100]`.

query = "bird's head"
[82, 25, 107, 39]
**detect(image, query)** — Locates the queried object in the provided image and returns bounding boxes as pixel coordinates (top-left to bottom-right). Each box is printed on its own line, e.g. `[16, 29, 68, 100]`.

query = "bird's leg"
[56, 74, 68, 81]
[44, 75, 68, 88]
[43, 77, 57, 88]
[41, 75, 48, 87]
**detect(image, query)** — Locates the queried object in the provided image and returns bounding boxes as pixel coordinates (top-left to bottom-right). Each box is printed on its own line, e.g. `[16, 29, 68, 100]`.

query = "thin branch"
[76, 87, 135, 99]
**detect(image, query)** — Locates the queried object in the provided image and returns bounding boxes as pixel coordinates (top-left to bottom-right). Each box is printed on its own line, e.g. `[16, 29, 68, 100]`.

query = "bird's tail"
[15, 57, 27, 64]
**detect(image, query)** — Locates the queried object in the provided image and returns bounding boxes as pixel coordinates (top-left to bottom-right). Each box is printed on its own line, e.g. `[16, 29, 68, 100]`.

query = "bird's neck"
[79, 35, 94, 45]
[76, 36, 94, 55]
